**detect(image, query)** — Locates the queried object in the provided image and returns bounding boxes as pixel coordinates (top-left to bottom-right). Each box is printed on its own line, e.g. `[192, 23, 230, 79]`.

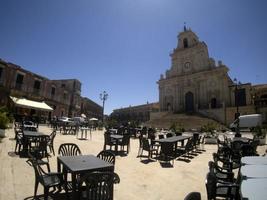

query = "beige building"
[158, 26, 267, 124]
[111, 102, 159, 123]
[0, 59, 102, 122]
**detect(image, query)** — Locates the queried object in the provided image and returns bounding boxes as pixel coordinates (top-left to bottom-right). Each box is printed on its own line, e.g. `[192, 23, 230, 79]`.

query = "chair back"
[166, 132, 173, 138]
[205, 172, 217, 200]
[31, 136, 49, 160]
[48, 131, 56, 144]
[104, 134, 114, 146]
[58, 143, 81, 156]
[28, 157, 46, 185]
[78, 171, 120, 200]
[142, 138, 151, 151]
[158, 134, 164, 139]
[97, 150, 115, 165]
[161, 142, 176, 157]
[184, 192, 201, 200]
[121, 134, 131, 145]
[175, 132, 182, 136]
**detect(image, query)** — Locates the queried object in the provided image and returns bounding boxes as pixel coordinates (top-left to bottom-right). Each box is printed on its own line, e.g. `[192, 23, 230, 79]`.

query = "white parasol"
[89, 117, 98, 121]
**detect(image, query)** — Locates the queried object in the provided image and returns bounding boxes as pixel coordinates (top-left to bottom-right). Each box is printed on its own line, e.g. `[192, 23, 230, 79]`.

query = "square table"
[76, 127, 91, 140]
[110, 134, 123, 154]
[241, 156, 267, 165]
[154, 135, 191, 146]
[241, 178, 267, 200]
[241, 165, 267, 178]
[22, 131, 46, 153]
[57, 155, 114, 199]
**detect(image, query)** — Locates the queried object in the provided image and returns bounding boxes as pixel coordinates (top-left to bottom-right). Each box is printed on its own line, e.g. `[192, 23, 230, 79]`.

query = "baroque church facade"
[158, 27, 267, 124]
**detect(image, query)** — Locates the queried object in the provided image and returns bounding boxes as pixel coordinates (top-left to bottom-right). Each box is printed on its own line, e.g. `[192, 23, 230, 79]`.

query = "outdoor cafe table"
[240, 165, 267, 178]
[231, 137, 251, 143]
[241, 156, 267, 165]
[110, 134, 123, 155]
[76, 127, 91, 140]
[154, 135, 191, 146]
[241, 178, 267, 200]
[22, 131, 46, 154]
[57, 155, 114, 199]
[23, 124, 38, 131]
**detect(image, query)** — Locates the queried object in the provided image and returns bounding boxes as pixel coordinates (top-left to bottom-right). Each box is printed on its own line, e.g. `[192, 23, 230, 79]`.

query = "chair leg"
[34, 180, 39, 198]
[44, 187, 49, 200]
[15, 142, 18, 153]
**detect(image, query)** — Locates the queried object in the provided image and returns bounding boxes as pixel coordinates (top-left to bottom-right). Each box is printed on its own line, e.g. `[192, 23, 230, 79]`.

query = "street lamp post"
[233, 78, 241, 137]
[100, 91, 108, 123]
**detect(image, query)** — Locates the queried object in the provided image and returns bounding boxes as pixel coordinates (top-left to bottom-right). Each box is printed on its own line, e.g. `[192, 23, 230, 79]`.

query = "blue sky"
[0, 0, 267, 114]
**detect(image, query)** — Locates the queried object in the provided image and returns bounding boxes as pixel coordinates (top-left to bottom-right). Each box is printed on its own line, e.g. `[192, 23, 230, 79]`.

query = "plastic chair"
[58, 143, 82, 156]
[78, 171, 120, 200]
[28, 158, 63, 200]
[97, 150, 116, 165]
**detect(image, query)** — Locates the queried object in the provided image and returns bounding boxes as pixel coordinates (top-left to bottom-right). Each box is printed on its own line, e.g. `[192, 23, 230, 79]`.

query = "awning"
[10, 96, 53, 111]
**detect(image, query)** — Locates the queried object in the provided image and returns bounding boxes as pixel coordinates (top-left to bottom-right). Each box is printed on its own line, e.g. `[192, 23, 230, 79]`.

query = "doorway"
[185, 92, 194, 112]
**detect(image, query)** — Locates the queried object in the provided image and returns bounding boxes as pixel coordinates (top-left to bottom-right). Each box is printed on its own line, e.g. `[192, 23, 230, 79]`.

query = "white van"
[229, 114, 262, 131]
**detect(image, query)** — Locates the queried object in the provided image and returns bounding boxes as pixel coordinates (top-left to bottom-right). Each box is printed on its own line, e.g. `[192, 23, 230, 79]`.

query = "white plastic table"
[241, 156, 267, 165]
[241, 178, 267, 200]
[241, 165, 267, 178]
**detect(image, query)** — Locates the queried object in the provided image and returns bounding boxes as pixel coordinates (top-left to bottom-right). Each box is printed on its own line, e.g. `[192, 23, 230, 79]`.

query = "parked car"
[229, 114, 262, 131]
[58, 117, 72, 122]
[71, 117, 85, 125]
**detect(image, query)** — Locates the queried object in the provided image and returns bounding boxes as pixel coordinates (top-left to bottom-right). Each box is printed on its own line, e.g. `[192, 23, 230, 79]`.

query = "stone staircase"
[145, 112, 225, 130]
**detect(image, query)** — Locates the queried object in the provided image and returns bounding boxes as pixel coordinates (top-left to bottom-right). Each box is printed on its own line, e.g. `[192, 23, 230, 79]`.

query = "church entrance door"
[185, 92, 194, 112]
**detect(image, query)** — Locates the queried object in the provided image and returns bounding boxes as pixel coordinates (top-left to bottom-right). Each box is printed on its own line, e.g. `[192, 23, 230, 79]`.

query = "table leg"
[71, 173, 77, 199]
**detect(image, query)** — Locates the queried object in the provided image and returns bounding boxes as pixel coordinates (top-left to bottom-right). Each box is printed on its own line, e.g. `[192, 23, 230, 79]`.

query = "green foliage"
[169, 122, 185, 133]
[105, 118, 118, 129]
[201, 122, 218, 138]
[0, 106, 14, 123]
[253, 126, 266, 139]
[0, 112, 9, 129]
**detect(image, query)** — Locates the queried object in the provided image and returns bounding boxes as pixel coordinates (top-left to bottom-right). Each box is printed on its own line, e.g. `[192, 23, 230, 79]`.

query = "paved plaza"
[0, 125, 266, 200]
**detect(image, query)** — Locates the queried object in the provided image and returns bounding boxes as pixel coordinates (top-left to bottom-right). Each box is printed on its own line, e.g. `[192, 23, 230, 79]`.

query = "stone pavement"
[0, 125, 265, 200]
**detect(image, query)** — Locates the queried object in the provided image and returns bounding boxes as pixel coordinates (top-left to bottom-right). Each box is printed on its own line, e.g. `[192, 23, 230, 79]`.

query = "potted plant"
[0, 112, 9, 138]
[253, 126, 266, 145]
[201, 122, 218, 144]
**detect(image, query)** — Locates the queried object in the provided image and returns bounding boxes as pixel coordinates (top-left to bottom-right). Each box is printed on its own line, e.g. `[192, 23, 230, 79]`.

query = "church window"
[183, 38, 188, 48]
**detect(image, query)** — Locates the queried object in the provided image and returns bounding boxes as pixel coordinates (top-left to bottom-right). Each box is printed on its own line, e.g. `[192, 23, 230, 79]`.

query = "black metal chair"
[208, 161, 235, 183]
[58, 143, 82, 156]
[47, 131, 56, 156]
[158, 134, 165, 139]
[184, 192, 201, 200]
[166, 132, 173, 138]
[97, 150, 116, 165]
[205, 171, 239, 200]
[140, 137, 158, 159]
[159, 142, 176, 165]
[175, 132, 182, 136]
[118, 134, 131, 154]
[176, 138, 194, 161]
[30, 136, 50, 162]
[28, 157, 63, 200]
[78, 171, 120, 200]
[104, 133, 116, 151]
